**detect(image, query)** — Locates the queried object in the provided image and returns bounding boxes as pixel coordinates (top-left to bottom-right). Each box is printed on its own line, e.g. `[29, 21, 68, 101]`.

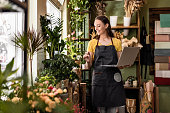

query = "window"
[0, 12, 24, 77]
[47, 0, 61, 20]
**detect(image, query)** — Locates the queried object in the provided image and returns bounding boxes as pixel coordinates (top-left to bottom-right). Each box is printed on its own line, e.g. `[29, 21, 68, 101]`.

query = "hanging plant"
[68, 0, 90, 31]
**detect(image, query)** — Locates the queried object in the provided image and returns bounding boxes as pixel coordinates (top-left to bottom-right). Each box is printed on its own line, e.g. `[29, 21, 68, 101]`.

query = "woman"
[83, 16, 126, 113]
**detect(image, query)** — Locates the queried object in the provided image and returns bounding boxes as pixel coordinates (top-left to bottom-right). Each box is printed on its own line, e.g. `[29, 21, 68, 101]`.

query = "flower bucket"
[123, 17, 131, 36]
[110, 16, 118, 33]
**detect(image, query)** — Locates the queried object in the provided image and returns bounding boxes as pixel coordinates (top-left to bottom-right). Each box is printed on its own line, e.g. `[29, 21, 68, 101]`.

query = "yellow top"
[87, 38, 122, 60]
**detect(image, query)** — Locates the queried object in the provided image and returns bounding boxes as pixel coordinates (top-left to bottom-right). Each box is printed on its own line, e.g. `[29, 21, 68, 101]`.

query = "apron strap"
[111, 37, 114, 46]
[97, 38, 99, 46]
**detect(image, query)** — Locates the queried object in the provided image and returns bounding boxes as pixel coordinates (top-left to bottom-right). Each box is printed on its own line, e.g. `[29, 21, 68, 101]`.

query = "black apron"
[92, 38, 125, 107]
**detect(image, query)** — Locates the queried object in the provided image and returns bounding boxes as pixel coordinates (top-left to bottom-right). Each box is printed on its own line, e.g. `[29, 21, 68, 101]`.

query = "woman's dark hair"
[94, 15, 114, 39]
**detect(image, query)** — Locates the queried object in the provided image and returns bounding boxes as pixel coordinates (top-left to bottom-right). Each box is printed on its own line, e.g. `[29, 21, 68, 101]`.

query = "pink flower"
[64, 101, 68, 105]
[54, 91, 58, 95]
[71, 31, 75, 35]
[72, 37, 76, 40]
[52, 88, 57, 92]
[44, 81, 49, 84]
[59, 98, 63, 103]
[147, 109, 152, 113]
[39, 83, 43, 87]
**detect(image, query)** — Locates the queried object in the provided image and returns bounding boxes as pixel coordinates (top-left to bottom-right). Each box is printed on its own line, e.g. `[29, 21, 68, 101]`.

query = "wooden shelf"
[111, 25, 139, 29]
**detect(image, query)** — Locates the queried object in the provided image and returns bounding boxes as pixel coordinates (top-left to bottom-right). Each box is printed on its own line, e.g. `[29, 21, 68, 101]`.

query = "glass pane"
[0, 12, 24, 77]
[47, 0, 61, 19]
[58, 0, 64, 5]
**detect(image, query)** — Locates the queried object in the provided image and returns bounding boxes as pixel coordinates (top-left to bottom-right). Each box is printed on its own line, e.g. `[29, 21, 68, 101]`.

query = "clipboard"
[101, 47, 140, 67]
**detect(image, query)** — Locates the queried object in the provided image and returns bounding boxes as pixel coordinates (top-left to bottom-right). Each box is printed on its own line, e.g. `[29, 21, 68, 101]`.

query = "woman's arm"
[117, 51, 122, 59]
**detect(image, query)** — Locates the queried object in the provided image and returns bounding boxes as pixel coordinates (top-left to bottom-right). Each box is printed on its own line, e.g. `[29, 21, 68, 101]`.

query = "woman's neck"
[100, 34, 110, 41]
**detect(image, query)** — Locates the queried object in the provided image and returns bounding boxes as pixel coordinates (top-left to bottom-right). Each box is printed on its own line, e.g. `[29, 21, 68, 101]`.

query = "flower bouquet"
[124, 0, 144, 17]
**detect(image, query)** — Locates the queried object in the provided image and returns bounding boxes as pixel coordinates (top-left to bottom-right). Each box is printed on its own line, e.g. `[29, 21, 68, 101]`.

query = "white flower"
[78, 31, 83, 36]
[63, 89, 67, 93]
[74, 7, 80, 11]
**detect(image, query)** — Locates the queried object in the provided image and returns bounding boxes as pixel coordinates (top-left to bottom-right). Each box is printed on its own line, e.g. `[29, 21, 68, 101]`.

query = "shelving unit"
[111, 25, 139, 29]
[111, 12, 141, 112]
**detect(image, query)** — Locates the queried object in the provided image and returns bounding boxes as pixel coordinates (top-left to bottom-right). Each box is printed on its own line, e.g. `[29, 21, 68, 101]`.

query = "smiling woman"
[83, 15, 125, 113]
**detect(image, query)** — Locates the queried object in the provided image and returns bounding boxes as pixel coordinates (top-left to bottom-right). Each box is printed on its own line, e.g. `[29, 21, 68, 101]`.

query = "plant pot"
[123, 17, 131, 36]
[110, 16, 118, 33]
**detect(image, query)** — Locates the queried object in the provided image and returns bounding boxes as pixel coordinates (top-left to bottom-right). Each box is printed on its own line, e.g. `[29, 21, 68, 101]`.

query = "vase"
[123, 17, 131, 36]
[110, 16, 118, 33]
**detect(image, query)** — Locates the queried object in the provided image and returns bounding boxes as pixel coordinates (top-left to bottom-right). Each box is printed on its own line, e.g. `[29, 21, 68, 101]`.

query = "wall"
[28, 0, 38, 85]
[28, 0, 47, 85]
[141, 0, 170, 112]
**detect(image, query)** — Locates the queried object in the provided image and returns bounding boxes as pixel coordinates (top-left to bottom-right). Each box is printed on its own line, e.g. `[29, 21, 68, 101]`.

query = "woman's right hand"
[83, 52, 91, 63]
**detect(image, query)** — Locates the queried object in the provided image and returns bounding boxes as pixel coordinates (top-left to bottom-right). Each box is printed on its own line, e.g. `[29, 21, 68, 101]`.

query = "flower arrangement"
[124, 0, 144, 17]
[114, 31, 124, 40]
[65, 31, 84, 60]
[121, 37, 143, 49]
[4, 80, 86, 113]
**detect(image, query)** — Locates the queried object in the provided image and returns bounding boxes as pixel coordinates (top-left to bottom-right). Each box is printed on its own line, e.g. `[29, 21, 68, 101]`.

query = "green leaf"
[3, 58, 15, 78]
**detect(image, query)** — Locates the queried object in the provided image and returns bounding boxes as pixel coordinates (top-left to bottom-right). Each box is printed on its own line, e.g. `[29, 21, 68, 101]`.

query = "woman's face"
[94, 19, 108, 36]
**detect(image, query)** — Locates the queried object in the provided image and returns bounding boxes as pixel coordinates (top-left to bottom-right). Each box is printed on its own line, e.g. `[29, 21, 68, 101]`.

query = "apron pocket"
[114, 72, 122, 82]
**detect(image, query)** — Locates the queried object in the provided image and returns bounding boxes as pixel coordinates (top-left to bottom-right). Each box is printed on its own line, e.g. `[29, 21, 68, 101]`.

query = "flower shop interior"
[1, 0, 170, 113]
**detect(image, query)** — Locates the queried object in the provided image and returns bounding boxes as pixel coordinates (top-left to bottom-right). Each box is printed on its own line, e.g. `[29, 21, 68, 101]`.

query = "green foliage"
[12, 29, 46, 58]
[40, 14, 65, 59]
[40, 54, 79, 83]
[68, 0, 90, 30]
[12, 29, 46, 86]
[38, 75, 57, 86]
[0, 101, 29, 113]
[0, 58, 19, 99]
[65, 31, 84, 60]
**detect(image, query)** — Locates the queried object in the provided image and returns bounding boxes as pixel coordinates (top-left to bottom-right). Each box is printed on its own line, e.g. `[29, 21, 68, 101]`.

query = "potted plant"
[12, 29, 46, 86]
[40, 14, 65, 59]
[123, 0, 144, 36]
[40, 54, 79, 83]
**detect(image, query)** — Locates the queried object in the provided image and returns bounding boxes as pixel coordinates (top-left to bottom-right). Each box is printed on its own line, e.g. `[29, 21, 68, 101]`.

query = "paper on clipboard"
[101, 47, 140, 67]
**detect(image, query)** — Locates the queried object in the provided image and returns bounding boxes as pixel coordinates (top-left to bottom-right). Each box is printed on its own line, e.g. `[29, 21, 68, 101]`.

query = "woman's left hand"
[118, 65, 131, 69]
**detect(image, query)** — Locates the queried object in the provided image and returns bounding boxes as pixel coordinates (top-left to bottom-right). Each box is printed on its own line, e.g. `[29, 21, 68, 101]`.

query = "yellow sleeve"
[113, 38, 122, 52]
[87, 40, 93, 52]
[87, 39, 97, 54]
